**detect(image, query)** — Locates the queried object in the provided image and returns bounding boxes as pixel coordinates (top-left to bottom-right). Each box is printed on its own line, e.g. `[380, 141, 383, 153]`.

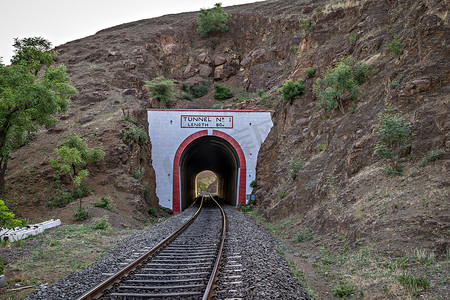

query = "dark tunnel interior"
[179, 136, 239, 210]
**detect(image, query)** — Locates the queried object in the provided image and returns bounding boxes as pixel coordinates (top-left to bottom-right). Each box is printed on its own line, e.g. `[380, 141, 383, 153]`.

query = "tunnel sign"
[181, 115, 233, 128]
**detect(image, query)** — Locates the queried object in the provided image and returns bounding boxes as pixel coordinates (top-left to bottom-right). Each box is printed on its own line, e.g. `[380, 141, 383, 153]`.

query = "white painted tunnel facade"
[147, 109, 273, 213]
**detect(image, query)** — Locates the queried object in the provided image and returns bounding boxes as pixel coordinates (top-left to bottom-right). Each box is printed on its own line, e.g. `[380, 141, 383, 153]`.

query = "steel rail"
[76, 197, 204, 300]
[202, 194, 227, 300]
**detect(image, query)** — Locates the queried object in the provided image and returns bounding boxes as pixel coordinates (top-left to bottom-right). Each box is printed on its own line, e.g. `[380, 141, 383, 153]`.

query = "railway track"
[77, 195, 226, 300]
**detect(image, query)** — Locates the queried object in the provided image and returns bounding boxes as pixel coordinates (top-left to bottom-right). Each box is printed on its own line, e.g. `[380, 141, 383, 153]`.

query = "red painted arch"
[172, 130, 208, 214]
[172, 130, 247, 213]
[213, 130, 247, 206]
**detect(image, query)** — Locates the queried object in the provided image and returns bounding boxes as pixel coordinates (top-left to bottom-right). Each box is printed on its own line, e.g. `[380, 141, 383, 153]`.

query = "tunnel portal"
[147, 109, 273, 213]
[180, 136, 239, 210]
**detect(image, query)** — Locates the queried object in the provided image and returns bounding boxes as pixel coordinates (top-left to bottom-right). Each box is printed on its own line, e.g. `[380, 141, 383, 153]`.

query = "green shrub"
[121, 111, 137, 124]
[279, 79, 305, 101]
[93, 196, 113, 211]
[352, 60, 371, 85]
[295, 228, 314, 243]
[132, 167, 145, 180]
[183, 83, 208, 99]
[122, 124, 148, 148]
[47, 182, 91, 209]
[313, 56, 370, 113]
[74, 206, 89, 221]
[305, 67, 316, 78]
[91, 215, 110, 230]
[189, 83, 208, 98]
[317, 143, 327, 152]
[211, 103, 222, 109]
[182, 92, 192, 100]
[347, 33, 358, 43]
[241, 206, 253, 214]
[250, 180, 257, 188]
[387, 35, 405, 57]
[71, 182, 91, 199]
[289, 158, 304, 179]
[290, 45, 299, 52]
[374, 105, 412, 175]
[197, 3, 232, 37]
[148, 207, 158, 217]
[389, 73, 403, 89]
[214, 83, 234, 100]
[300, 19, 314, 33]
[144, 76, 175, 108]
[332, 282, 354, 299]
[47, 187, 74, 208]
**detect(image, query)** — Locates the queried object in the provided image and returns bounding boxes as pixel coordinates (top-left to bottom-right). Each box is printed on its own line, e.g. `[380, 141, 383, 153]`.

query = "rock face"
[4, 0, 449, 259]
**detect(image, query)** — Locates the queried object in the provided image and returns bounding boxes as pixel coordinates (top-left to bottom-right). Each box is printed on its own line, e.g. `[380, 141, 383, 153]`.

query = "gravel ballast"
[212, 206, 308, 300]
[24, 205, 307, 299]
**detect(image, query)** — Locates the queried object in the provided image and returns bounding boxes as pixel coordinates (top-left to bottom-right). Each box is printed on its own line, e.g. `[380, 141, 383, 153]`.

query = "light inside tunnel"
[196, 170, 218, 195]
[179, 136, 240, 210]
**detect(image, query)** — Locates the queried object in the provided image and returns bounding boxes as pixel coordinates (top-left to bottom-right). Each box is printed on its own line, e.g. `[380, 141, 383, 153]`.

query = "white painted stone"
[147, 109, 273, 211]
[1, 219, 61, 242]
[0, 275, 6, 288]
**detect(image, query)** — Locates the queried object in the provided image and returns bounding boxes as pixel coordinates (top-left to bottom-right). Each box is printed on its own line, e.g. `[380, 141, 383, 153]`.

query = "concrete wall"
[147, 109, 273, 212]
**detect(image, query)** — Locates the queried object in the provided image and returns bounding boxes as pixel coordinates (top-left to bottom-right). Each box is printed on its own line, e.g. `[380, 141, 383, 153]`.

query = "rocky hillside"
[4, 0, 449, 290]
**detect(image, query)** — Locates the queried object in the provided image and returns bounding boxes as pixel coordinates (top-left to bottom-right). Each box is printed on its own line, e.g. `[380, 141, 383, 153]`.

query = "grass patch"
[243, 209, 448, 299]
[278, 190, 288, 199]
[332, 282, 354, 299]
[3, 224, 137, 299]
[419, 149, 444, 167]
[295, 228, 314, 243]
[397, 273, 430, 292]
[91, 215, 110, 230]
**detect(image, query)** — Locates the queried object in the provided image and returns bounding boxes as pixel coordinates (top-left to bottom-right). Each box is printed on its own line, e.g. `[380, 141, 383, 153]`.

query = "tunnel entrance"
[148, 109, 273, 213]
[178, 135, 241, 211]
[196, 171, 218, 195]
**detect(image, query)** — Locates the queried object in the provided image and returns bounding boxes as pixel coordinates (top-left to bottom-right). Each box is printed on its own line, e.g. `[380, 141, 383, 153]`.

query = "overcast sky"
[1, 0, 264, 64]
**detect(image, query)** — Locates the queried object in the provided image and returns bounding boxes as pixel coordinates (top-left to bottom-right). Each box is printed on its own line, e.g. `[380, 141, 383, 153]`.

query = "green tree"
[197, 3, 232, 37]
[373, 105, 412, 174]
[11, 37, 57, 75]
[0, 200, 22, 233]
[50, 135, 104, 210]
[313, 56, 370, 113]
[144, 76, 175, 108]
[0, 38, 77, 194]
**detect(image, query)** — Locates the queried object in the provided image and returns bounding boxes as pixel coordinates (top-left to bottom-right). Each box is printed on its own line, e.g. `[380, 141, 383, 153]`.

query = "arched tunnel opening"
[179, 136, 239, 211]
